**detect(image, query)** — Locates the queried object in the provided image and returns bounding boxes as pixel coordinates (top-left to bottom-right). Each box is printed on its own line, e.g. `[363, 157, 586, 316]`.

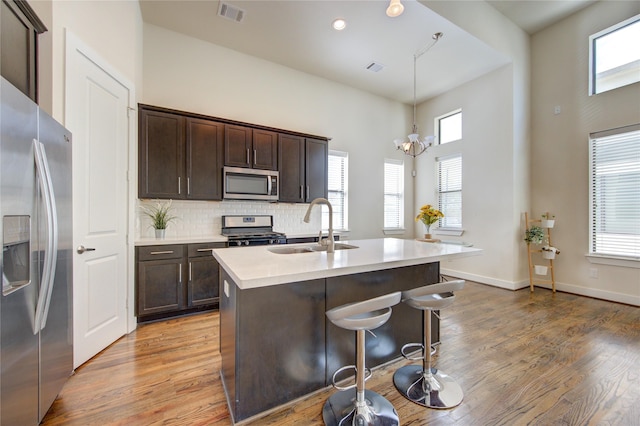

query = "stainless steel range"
[222, 215, 286, 247]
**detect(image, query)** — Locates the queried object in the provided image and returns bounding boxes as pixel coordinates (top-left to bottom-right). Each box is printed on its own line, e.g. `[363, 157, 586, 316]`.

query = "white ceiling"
[139, 0, 594, 105]
[487, 0, 596, 35]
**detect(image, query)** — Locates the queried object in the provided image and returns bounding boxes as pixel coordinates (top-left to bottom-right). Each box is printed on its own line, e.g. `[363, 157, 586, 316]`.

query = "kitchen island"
[212, 238, 481, 423]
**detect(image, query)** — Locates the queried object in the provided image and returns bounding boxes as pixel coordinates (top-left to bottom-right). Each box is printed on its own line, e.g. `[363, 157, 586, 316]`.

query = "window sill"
[586, 254, 640, 269]
[383, 228, 405, 235]
[433, 228, 464, 237]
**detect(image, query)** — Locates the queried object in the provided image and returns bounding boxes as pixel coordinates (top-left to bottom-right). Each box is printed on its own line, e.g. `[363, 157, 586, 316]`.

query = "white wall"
[416, 0, 531, 289]
[142, 23, 414, 240]
[415, 65, 521, 287]
[530, 1, 640, 305]
[29, 0, 144, 122]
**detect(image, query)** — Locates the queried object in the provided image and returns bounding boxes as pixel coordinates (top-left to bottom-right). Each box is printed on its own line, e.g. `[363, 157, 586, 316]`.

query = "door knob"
[77, 245, 96, 254]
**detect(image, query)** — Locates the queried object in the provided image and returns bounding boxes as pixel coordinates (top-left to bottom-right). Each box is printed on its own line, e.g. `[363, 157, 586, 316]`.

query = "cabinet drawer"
[188, 242, 227, 258]
[137, 244, 184, 261]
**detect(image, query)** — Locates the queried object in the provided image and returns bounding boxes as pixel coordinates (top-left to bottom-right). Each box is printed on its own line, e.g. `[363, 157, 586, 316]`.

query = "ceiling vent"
[366, 62, 385, 73]
[218, 2, 245, 23]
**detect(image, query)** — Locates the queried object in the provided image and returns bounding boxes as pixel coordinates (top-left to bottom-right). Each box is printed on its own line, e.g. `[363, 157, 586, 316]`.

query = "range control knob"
[244, 240, 249, 246]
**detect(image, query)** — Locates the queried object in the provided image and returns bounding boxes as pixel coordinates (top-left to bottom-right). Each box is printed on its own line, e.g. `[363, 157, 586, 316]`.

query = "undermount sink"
[268, 243, 359, 255]
[310, 243, 359, 252]
[268, 246, 315, 254]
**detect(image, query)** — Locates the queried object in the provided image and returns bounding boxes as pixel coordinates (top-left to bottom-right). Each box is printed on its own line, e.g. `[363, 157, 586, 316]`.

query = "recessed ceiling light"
[332, 18, 346, 31]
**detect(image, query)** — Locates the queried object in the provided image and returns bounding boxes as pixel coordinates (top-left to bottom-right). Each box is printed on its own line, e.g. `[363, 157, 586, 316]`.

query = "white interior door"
[65, 31, 131, 368]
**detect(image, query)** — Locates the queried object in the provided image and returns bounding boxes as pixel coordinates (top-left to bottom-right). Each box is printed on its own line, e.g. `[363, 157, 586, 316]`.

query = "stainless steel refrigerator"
[0, 76, 73, 424]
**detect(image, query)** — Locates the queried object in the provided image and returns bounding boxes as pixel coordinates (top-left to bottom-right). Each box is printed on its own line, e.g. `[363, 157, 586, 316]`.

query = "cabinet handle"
[196, 248, 215, 252]
[189, 262, 192, 282]
[246, 148, 250, 164]
[306, 185, 310, 201]
[179, 266, 182, 283]
[150, 250, 173, 255]
[178, 177, 181, 195]
[300, 185, 304, 200]
[253, 149, 257, 165]
[187, 177, 190, 195]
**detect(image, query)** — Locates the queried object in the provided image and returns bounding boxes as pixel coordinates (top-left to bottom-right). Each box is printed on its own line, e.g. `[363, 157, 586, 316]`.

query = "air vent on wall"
[218, 2, 245, 23]
[366, 62, 385, 73]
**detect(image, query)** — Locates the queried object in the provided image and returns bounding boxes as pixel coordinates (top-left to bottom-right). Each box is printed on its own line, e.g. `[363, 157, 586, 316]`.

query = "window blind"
[590, 126, 640, 258]
[325, 151, 348, 230]
[384, 159, 404, 229]
[438, 155, 462, 229]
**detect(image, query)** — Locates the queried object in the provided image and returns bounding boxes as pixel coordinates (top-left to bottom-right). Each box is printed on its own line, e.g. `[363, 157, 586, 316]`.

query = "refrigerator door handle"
[33, 139, 59, 332]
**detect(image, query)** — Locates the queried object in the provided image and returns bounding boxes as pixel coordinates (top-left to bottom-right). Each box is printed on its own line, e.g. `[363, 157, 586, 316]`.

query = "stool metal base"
[393, 365, 463, 409]
[322, 389, 399, 426]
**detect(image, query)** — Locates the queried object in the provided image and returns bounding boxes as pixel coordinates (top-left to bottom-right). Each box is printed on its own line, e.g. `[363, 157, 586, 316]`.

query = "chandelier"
[394, 32, 443, 157]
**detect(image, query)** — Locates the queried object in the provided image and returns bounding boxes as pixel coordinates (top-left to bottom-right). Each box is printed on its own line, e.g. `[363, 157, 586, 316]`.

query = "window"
[324, 150, 348, 231]
[589, 15, 640, 95]
[437, 154, 462, 229]
[437, 110, 462, 144]
[384, 159, 404, 230]
[589, 125, 640, 259]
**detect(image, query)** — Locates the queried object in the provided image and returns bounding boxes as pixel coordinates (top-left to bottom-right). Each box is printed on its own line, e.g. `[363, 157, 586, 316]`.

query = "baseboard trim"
[441, 268, 640, 306]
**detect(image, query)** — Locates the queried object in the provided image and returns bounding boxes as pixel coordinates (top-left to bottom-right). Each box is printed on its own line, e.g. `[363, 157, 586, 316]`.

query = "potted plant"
[541, 246, 560, 259]
[524, 226, 545, 244]
[141, 200, 177, 239]
[541, 213, 555, 228]
[415, 204, 444, 239]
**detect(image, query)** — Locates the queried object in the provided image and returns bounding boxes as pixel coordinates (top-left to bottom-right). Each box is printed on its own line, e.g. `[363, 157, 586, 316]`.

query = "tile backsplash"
[136, 199, 322, 239]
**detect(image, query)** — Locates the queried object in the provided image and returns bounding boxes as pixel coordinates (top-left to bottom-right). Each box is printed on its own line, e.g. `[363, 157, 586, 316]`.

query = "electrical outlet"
[589, 268, 598, 278]
[554, 105, 561, 115]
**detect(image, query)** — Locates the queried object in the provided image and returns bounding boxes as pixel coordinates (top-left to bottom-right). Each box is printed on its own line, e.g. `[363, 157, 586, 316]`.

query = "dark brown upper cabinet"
[278, 134, 305, 203]
[224, 125, 277, 170]
[138, 103, 328, 202]
[138, 106, 223, 200]
[1, 0, 47, 102]
[305, 138, 328, 202]
[186, 118, 224, 200]
[278, 135, 328, 203]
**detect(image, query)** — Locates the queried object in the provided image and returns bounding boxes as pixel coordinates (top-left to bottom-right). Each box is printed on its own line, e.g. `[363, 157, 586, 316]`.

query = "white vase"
[541, 219, 555, 228]
[534, 265, 548, 275]
[155, 229, 166, 239]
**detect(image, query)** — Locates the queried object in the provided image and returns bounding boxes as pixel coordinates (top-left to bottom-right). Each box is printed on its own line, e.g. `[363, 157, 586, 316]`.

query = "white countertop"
[135, 235, 227, 246]
[134, 232, 341, 246]
[212, 237, 481, 289]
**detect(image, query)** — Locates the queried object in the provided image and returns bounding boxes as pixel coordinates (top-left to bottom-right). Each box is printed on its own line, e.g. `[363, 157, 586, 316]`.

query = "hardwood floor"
[41, 281, 640, 425]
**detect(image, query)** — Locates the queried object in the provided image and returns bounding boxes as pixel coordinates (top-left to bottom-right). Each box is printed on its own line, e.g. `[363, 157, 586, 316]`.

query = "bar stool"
[322, 291, 402, 426]
[393, 280, 465, 409]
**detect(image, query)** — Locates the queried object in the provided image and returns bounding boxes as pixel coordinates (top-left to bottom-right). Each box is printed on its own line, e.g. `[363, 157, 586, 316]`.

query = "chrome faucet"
[303, 198, 335, 253]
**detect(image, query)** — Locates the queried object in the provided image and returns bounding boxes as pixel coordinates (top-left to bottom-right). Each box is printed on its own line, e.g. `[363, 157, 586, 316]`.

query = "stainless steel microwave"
[223, 166, 279, 201]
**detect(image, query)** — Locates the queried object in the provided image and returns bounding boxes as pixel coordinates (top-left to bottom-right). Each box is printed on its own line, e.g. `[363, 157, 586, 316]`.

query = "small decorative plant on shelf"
[141, 199, 177, 239]
[524, 225, 545, 245]
[541, 213, 556, 228]
[416, 204, 444, 239]
[541, 246, 560, 259]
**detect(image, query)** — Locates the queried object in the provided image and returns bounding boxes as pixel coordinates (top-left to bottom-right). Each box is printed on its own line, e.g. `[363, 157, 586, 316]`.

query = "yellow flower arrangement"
[415, 204, 444, 229]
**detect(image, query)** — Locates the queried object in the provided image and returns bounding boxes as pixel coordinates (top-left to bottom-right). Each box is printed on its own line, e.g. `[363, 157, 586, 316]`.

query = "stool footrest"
[400, 342, 436, 361]
[331, 364, 372, 391]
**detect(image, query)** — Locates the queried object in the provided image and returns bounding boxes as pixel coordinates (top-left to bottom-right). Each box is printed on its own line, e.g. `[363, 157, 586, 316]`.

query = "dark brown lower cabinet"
[136, 242, 224, 322]
[220, 261, 440, 422]
[187, 243, 223, 307]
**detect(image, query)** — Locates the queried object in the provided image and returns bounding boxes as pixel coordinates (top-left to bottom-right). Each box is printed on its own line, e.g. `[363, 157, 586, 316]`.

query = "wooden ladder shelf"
[525, 212, 556, 293]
